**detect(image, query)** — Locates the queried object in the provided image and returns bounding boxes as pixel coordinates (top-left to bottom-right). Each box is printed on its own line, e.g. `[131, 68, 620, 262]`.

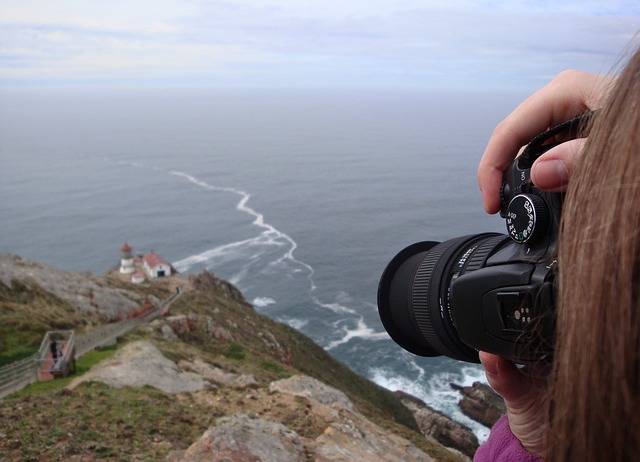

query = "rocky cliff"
[0, 254, 501, 461]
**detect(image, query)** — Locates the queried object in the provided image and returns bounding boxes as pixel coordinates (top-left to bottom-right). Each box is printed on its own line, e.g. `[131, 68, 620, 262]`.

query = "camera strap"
[518, 111, 597, 168]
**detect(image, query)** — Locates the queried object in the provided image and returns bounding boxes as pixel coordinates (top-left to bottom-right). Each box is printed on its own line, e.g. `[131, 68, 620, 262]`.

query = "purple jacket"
[474, 416, 544, 462]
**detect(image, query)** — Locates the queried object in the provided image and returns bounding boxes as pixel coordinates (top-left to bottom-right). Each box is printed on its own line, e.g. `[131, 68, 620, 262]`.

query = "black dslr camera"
[378, 115, 590, 363]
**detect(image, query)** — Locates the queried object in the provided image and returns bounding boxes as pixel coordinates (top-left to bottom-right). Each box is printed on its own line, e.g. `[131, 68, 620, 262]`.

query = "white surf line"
[311, 296, 358, 316]
[168, 170, 317, 291]
[172, 237, 260, 271]
[325, 315, 390, 350]
[104, 158, 320, 295]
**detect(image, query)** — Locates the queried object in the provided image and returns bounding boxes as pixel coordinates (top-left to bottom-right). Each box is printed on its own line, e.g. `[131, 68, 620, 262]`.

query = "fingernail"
[532, 159, 569, 188]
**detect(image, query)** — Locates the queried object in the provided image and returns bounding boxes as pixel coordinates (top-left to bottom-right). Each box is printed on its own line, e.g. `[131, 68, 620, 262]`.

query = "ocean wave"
[280, 317, 309, 331]
[252, 296, 276, 308]
[369, 360, 490, 442]
[325, 316, 389, 350]
[311, 296, 358, 316]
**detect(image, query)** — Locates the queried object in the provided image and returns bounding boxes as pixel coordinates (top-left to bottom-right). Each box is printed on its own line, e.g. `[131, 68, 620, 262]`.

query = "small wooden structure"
[38, 330, 77, 381]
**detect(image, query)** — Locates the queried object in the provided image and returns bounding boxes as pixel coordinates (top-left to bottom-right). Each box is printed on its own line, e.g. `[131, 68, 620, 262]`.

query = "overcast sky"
[1, 0, 639, 91]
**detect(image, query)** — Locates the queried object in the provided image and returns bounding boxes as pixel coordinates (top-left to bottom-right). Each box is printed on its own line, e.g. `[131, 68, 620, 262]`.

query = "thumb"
[530, 138, 586, 192]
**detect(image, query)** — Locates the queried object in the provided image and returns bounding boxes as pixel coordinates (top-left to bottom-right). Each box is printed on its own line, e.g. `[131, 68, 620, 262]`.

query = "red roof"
[121, 243, 132, 252]
[143, 253, 169, 268]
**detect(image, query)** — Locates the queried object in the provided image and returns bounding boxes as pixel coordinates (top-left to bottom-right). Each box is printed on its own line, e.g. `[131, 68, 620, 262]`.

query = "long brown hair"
[548, 47, 640, 461]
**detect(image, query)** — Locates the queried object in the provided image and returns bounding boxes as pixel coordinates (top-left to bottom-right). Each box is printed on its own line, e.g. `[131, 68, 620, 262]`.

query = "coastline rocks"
[189, 270, 245, 302]
[397, 391, 478, 459]
[451, 381, 505, 428]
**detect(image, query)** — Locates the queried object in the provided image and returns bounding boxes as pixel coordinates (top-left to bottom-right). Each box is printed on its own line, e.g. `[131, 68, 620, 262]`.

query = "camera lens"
[378, 233, 509, 363]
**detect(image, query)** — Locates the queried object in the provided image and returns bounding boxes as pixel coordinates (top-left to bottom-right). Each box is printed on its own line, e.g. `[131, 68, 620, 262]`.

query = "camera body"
[376, 117, 588, 363]
[450, 155, 561, 362]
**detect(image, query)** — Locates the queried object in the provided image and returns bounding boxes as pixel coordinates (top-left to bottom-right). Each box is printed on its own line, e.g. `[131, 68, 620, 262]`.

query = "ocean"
[0, 86, 528, 440]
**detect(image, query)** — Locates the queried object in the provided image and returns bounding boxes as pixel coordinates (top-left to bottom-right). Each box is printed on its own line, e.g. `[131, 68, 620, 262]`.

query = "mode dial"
[505, 194, 549, 244]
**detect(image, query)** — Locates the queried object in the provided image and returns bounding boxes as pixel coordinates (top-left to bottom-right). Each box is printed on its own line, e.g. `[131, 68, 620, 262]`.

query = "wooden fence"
[0, 291, 180, 399]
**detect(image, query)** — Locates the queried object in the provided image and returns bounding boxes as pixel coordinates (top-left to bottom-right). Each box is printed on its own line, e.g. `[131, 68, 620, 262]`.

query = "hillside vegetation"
[0, 254, 473, 461]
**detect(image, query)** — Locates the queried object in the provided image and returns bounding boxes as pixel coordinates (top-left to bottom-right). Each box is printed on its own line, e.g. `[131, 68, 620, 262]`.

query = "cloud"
[0, 0, 638, 89]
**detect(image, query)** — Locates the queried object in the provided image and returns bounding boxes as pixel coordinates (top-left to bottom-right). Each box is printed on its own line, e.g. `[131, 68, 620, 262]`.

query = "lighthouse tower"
[119, 243, 135, 274]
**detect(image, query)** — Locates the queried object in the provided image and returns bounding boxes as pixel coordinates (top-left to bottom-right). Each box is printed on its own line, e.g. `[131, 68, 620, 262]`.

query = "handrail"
[0, 290, 181, 398]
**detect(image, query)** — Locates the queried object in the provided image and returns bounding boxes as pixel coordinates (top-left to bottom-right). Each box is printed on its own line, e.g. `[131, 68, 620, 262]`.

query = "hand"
[479, 352, 549, 457]
[478, 70, 615, 213]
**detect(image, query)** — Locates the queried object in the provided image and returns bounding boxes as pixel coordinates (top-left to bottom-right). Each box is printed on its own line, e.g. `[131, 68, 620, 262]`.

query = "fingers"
[479, 352, 532, 403]
[478, 70, 614, 213]
[479, 352, 549, 456]
[530, 138, 586, 192]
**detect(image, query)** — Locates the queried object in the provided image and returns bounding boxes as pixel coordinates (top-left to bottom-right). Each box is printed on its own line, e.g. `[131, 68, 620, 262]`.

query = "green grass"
[0, 339, 39, 367]
[0, 382, 217, 461]
[223, 343, 246, 360]
[261, 361, 286, 374]
[0, 279, 95, 366]
[11, 344, 119, 398]
[0, 270, 470, 462]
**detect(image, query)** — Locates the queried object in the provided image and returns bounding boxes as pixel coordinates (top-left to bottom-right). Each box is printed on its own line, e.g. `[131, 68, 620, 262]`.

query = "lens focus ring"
[412, 239, 456, 355]
[464, 235, 510, 273]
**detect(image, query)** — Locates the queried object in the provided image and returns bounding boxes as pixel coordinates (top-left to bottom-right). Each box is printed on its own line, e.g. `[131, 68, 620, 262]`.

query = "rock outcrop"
[66, 341, 209, 394]
[0, 253, 147, 320]
[397, 391, 478, 459]
[169, 414, 306, 462]
[170, 374, 433, 462]
[155, 313, 235, 342]
[178, 357, 258, 389]
[189, 270, 245, 302]
[73, 341, 434, 462]
[451, 381, 505, 428]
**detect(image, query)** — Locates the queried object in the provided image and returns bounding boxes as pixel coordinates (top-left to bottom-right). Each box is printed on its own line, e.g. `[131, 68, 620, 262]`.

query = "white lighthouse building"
[119, 243, 135, 275]
[142, 252, 172, 278]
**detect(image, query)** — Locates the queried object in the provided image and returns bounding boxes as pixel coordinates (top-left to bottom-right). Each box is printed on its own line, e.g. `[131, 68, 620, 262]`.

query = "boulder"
[66, 340, 207, 394]
[269, 375, 354, 410]
[271, 375, 433, 462]
[169, 414, 305, 462]
[171, 373, 436, 462]
[399, 393, 478, 459]
[451, 381, 505, 428]
[178, 358, 257, 388]
[161, 324, 178, 341]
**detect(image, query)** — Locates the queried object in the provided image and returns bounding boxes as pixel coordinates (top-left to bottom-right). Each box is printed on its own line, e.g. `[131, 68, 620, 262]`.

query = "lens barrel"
[378, 233, 508, 363]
